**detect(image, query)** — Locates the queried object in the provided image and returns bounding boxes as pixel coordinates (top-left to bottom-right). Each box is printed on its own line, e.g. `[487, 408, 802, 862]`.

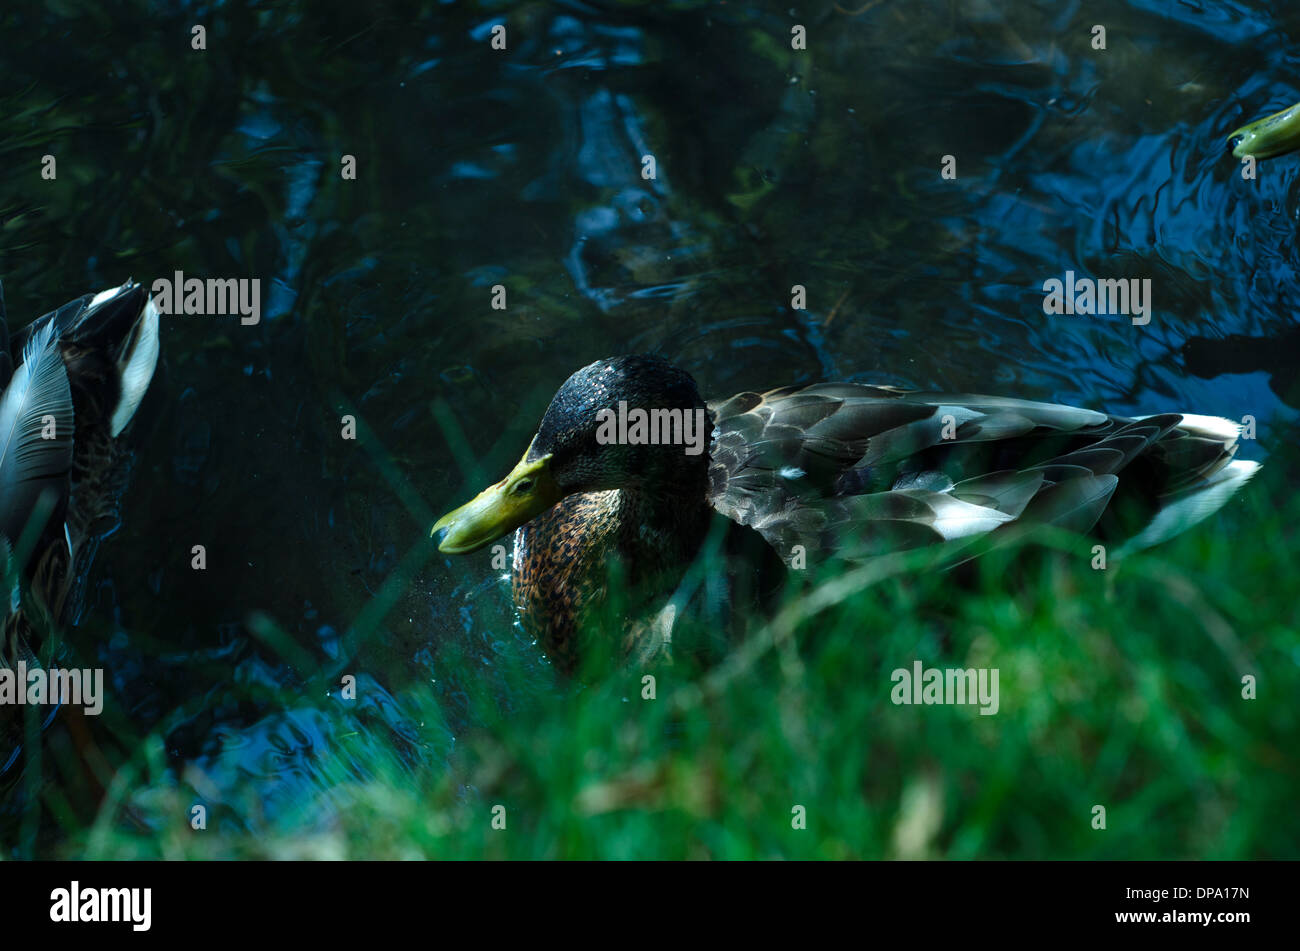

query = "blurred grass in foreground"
[35, 459, 1300, 860]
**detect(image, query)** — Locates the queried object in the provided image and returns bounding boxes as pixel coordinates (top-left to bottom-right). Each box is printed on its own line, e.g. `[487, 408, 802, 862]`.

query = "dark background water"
[0, 0, 1296, 848]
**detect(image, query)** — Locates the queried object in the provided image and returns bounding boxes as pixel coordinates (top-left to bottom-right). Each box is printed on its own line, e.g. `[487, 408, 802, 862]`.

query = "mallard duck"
[0, 280, 160, 770]
[1228, 100, 1300, 160]
[432, 355, 1260, 673]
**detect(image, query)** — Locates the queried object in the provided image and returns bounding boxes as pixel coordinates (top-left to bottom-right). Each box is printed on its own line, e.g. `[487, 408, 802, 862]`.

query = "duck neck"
[613, 457, 713, 575]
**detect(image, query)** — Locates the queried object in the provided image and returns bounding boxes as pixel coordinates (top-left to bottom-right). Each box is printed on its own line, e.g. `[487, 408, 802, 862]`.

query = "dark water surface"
[1, 0, 1297, 849]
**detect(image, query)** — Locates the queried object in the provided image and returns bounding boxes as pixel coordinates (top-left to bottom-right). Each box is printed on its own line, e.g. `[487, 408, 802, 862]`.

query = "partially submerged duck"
[0, 280, 160, 769]
[433, 355, 1259, 673]
[1228, 100, 1300, 160]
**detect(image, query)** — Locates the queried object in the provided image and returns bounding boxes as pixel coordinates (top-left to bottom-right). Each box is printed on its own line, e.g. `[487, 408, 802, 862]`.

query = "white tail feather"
[1116, 459, 1260, 557]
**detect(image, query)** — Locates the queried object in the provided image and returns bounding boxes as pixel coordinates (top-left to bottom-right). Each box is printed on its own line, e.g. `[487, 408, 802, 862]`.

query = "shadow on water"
[0, 0, 1297, 848]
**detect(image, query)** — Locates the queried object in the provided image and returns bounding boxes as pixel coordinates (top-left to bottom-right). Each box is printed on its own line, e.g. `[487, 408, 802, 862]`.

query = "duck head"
[431, 354, 710, 554]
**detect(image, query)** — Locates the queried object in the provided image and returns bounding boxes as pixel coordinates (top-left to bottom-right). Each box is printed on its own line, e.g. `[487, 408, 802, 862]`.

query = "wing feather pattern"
[707, 383, 1255, 564]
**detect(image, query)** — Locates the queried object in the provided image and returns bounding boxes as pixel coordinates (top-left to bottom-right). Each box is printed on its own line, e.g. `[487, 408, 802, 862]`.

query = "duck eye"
[514, 478, 534, 495]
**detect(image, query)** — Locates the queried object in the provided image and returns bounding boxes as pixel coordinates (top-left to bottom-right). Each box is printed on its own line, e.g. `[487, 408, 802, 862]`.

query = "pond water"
[0, 0, 1296, 850]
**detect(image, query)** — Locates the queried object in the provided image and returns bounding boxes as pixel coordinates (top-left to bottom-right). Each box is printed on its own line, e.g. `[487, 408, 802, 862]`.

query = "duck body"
[434, 356, 1259, 674]
[0, 280, 159, 769]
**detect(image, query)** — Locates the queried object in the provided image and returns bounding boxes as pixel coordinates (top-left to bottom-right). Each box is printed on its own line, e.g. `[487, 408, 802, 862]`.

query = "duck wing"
[11, 280, 159, 438]
[707, 383, 1253, 563]
[0, 320, 75, 559]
